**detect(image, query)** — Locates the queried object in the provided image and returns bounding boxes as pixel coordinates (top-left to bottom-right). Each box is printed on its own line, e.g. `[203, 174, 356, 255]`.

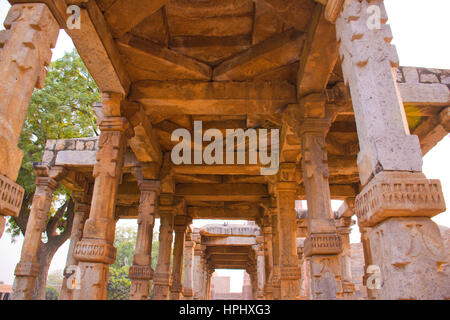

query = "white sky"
[0, 0, 449, 292]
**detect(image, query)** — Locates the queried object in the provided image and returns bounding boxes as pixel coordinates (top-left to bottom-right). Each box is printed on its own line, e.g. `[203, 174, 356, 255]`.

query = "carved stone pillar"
[74, 114, 130, 300]
[183, 228, 194, 300]
[355, 172, 449, 300]
[275, 163, 301, 300]
[337, 217, 355, 300]
[129, 180, 160, 300]
[336, 0, 449, 300]
[262, 211, 274, 300]
[297, 239, 307, 299]
[153, 194, 174, 300]
[300, 112, 343, 300]
[12, 165, 65, 300]
[0, 4, 59, 182]
[192, 233, 203, 300]
[170, 215, 191, 300]
[270, 206, 281, 300]
[60, 192, 91, 300]
[255, 238, 265, 300]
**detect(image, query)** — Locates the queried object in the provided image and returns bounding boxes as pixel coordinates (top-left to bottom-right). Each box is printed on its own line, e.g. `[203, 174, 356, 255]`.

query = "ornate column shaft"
[192, 233, 203, 300]
[270, 206, 281, 300]
[300, 109, 343, 300]
[12, 165, 65, 300]
[262, 211, 274, 300]
[74, 112, 130, 300]
[275, 164, 301, 300]
[0, 4, 59, 182]
[60, 192, 90, 300]
[183, 229, 194, 300]
[337, 217, 355, 300]
[152, 194, 174, 300]
[129, 180, 160, 300]
[170, 215, 191, 300]
[255, 238, 265, 300]
[336, 0, 449, 299]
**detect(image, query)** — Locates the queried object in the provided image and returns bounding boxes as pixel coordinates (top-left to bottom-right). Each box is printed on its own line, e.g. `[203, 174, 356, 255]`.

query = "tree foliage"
[107, 226, 160, 300]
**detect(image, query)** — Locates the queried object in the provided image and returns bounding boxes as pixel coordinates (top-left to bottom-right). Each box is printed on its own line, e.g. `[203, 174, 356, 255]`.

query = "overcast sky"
[0, 0, 449, 292]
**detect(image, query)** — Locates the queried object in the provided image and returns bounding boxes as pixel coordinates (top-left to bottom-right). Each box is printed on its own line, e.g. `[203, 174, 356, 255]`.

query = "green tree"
[45, 287, 59, 300]
[7, 49, 100, 299]
[107, 226, 160, 300]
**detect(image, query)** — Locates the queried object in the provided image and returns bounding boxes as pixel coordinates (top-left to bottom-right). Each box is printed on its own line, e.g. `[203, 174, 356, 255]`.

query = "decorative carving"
[355, 172, 446, 227]
[14, 262, 40, 277]
[304, 233, 343, 256]
[0, 174, 24, 217]
[129, 265, 154, 281]
[74, 240, 117, 265]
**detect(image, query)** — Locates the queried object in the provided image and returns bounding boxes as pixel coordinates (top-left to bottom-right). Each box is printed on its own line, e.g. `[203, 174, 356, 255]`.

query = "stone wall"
[395, 67, 450, 87]
[42, 137, 99, 167]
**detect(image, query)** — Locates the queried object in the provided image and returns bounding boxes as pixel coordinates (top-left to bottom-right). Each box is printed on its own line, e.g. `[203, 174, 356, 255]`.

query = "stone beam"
[297, 4, 338, 98]
[188, 206, 261, 220]
[130, 81, 296, 115]
[297, 184, 357, 200]
[412, 107, 450, 155]
[103, 0, 169, 39]
[213, 28, 305, 80]
[176, 183, 268, 202]
[117, 34, 212, 81]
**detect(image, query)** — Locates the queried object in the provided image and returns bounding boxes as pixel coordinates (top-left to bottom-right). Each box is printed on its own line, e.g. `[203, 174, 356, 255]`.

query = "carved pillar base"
[129, 265, 153, 300]
[355, 171, 449, 299]
[153, 273, 172, 300]
[308, 255, 342, 300]
[74, 262, 110, 300]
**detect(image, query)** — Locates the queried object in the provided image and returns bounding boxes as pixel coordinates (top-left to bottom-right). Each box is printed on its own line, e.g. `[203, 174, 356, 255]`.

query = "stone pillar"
[297, 239, 307, 299]
[275, 163, 301, 300]
[262, 212, 274, 300]
[74, 114, 130, 300]
[0, 4, 59, 183]
[183, 228, 194, 300]
[129, 180, 160, 300]
[170, 215, 191, 300]
[337, 217, 355, 300]
[60, 192, 90, 300]
[336, 0, 449, 300]
[206, 268, 213, 300]
[192, 234, 203, 300]
[255, 237, 265, 300]
[152, 194, 174, 300]
[300, 110, 343, 300]
[270, 206, 281, 300]
[11, 165, 65, 300]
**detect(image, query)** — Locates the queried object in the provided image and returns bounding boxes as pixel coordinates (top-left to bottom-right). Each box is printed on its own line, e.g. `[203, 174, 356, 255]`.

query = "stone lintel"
[355, 171, 446, 227]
